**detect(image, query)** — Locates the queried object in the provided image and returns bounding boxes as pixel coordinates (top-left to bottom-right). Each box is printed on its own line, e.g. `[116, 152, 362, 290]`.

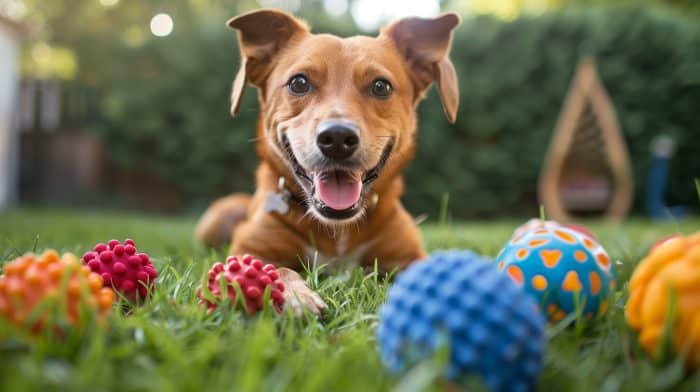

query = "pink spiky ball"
[82, 239, 158, 302]
[197, 254, 285, 314]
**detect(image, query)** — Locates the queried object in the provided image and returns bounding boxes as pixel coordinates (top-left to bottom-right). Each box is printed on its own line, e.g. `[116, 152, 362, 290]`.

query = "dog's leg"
[277, 267, 328, 316]
[361, 206, 427, 271]
[195, 193, 251, 248]
[231, 211, 328, 316]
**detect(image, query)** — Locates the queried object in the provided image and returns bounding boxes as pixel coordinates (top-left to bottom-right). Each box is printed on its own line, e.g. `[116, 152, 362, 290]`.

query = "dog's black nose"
[316, 123, 359, 160]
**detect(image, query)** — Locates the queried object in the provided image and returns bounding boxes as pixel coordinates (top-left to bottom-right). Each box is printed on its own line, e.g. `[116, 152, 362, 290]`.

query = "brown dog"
[196, 9, 460, 315]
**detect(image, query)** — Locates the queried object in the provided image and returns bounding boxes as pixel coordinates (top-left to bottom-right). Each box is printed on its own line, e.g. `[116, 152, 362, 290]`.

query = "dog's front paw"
[278, 267, 327, 317]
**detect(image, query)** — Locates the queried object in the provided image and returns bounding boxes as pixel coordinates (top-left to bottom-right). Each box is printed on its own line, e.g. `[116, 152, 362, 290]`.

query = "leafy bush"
[93, 6, 700, 218]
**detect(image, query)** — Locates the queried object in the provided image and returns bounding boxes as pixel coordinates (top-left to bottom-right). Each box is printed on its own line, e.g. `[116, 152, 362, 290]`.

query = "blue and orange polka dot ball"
[496, 220, 615, 321]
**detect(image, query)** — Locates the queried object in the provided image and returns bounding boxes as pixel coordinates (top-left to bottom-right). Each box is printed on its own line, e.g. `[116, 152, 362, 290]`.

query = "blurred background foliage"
[4, 0, 699, 218]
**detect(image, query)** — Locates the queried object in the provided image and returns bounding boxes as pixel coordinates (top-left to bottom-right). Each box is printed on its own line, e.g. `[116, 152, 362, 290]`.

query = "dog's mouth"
[312, 170, 363, 219]
[281, 135, 394, 220]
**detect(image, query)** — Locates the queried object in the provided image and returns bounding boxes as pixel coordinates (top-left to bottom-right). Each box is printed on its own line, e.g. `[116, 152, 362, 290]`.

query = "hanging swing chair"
[538, 57, 634, 222]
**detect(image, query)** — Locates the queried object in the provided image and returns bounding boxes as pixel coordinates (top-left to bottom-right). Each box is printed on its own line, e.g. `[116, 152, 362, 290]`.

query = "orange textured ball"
[0, 250, 114, 333]
[626, 232, 700, 367]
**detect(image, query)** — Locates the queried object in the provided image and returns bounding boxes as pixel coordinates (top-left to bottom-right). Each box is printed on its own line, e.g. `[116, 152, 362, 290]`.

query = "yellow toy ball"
[626, 232, 700, 367]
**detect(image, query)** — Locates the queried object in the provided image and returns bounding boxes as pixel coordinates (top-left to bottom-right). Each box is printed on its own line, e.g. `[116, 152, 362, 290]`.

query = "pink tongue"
[315, 171, 362, 211]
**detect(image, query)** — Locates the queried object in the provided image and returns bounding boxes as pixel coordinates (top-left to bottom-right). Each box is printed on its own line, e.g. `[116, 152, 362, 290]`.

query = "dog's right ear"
[227, 9, 309, 117]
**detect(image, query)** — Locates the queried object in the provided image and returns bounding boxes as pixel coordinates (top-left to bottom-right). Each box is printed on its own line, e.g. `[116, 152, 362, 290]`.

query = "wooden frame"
[538, 57, 634, 222]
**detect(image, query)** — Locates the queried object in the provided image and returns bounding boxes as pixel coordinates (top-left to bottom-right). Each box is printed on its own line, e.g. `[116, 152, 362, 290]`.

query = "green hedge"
[94, 6, 700, 218]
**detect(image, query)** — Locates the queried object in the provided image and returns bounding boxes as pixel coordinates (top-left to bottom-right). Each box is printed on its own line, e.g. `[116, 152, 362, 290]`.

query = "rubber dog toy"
[197, 254, 285, 314]
[497, 222, 615, 321]
[0, 250, 114, 332]
[377, 250, 545, 391]
[512, 218, 597, 240]
[626, 232, 700, 367]
[82, 239, 158, 302]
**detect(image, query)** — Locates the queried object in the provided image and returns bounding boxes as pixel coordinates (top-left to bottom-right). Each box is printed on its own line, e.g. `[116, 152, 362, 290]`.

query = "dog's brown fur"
[196, 9, 460, 315]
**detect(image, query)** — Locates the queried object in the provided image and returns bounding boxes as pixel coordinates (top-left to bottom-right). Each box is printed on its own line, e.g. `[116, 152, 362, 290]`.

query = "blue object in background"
[376, 250, 545, 392]
[646, 135, 688, 219]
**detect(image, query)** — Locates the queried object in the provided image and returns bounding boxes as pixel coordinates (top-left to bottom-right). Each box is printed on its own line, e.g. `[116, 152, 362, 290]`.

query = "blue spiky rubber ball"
[496, 220, 616, 322]
[377, 250, 546, 391]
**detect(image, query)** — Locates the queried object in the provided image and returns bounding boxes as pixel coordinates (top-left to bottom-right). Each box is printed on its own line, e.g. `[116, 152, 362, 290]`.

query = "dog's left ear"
[382, 13, 460, 123]
[227, 9, 310, 117]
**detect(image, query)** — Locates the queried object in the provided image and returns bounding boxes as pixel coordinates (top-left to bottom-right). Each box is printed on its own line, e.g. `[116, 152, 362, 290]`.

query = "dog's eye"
[288, 74, 311, 96]
[371, 78, 393, 98]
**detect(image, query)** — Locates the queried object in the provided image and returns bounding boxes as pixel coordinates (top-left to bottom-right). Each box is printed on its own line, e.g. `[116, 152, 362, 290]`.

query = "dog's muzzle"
[281, 127, 394, 221]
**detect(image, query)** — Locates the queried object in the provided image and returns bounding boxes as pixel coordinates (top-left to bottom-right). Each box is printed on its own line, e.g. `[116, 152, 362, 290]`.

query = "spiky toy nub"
[82, 239, 158, 302]
[0, 250, 114, 332]
[377, 250, 545, 392]
[197, 254, 285, 314]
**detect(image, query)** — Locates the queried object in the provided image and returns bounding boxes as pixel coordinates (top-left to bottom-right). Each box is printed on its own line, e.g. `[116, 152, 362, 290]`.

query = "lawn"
[1, 208, 699, 391]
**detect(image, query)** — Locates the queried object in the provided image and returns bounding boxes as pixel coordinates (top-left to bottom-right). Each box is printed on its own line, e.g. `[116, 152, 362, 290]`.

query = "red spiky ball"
[81, 239, 158, 302]
[197, 254, 285, 314]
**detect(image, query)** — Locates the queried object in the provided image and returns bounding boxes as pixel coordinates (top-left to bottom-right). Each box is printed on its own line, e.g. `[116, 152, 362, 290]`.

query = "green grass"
[1, 208, 699, 391]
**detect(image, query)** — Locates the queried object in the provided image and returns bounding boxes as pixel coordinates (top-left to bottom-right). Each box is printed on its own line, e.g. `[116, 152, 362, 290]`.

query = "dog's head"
[228, 9, 460, 224]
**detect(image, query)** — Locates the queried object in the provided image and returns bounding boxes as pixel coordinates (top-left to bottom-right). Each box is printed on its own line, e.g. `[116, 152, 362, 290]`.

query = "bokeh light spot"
[323, 0, 348, 17]
[351, 0, 440, 31]
[150, 13, 173, 37]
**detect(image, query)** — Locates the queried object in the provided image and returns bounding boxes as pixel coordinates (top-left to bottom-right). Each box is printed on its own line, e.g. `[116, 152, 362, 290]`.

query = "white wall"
[0, 24, 20, 210]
